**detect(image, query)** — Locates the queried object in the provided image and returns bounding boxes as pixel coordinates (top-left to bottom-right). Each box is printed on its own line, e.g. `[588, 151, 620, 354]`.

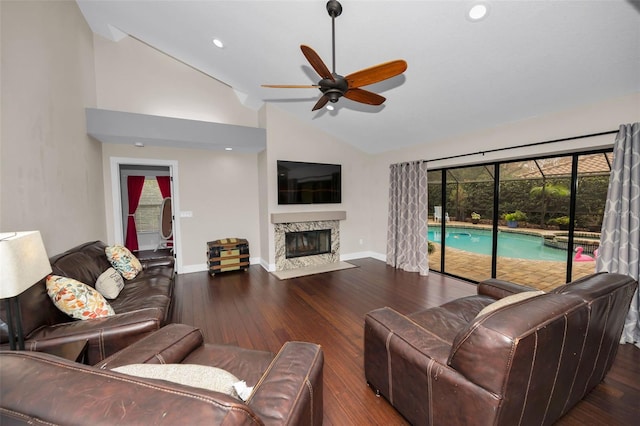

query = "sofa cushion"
[475, 290, 545, 319]
[50, 251, 104, 287]
[408, 295, 495, 347]
[105, 245, 143, 280]
[112, 364, 242, 399]
[46, 275, 115, 320]
[95, 267, 125, 299]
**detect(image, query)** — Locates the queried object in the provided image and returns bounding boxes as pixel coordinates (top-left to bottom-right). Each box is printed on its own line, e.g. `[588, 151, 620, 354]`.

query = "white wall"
[0, 0, 106, 255]
[367, 93, 640, 256]
[92, 32, 375, 270]
[262, 105, 373, 268]
[93, 34, 263, 272]
[102, 144, 260, 272]
[92, 35, 258, 127]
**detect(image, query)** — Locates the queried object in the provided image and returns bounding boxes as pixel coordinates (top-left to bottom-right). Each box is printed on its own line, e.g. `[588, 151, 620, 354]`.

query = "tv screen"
[278, 160, 341, 204]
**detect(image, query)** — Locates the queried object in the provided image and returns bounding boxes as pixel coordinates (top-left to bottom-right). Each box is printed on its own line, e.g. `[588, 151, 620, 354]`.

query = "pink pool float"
[574, 246, 594, 262]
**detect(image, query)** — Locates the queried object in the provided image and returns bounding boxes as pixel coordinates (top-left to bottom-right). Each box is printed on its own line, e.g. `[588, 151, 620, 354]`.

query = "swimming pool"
[428, 226, 567, 261]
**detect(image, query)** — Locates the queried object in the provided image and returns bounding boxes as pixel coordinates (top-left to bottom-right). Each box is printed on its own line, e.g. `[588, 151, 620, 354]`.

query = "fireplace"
[271, 211, 346, 271]
[286, 229, 331, 259]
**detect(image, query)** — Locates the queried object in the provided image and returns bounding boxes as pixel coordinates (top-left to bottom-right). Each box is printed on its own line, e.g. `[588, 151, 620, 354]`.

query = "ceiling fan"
[262, 0, 407, 111]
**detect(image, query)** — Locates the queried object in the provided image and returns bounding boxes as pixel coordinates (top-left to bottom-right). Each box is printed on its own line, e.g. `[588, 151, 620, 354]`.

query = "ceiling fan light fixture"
[468, 3, 489, 21]
[212, 38, 224, 48]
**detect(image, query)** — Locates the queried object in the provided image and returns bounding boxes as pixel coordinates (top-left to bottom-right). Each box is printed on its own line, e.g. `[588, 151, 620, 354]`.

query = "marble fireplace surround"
[271, 211, 346, 271]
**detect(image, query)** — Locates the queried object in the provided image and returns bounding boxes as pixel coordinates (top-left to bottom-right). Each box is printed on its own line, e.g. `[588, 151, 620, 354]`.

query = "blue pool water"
[428, 227, 567, 261]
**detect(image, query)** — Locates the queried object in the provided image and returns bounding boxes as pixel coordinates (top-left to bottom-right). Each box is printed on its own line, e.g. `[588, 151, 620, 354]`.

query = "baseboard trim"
[180, 257, 263, 275]
[341, 251, 386, 262]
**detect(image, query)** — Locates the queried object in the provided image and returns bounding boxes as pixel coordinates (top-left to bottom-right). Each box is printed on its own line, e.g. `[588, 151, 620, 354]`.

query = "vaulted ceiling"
[77, 0, 640, 154]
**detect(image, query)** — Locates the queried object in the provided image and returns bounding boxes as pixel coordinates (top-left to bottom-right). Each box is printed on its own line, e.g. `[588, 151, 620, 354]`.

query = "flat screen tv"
[277, 160, 341, 204]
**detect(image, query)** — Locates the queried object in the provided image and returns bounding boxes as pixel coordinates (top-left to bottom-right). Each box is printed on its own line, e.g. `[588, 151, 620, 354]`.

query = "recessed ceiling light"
[468, 3, 489, 21]
[134, 142, 144, 147]
[225, 147, 233, 151]
[326, 105, 334, 111]
[212, 38, 224, 48]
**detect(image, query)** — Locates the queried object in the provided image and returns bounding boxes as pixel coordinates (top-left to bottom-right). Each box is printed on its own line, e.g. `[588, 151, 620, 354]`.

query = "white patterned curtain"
[387, 161, 429, 276]
[596, 123, 639, 347]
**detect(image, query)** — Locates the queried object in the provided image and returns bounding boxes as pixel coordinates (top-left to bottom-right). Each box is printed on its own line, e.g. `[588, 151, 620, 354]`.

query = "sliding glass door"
[428, 166, 494, 282]
[572, 152, 612, 281]
[427, 149, 612, 289]
[496, 157, 572, 290]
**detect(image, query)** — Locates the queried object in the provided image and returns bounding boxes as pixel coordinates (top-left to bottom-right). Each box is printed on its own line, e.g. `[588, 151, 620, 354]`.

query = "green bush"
[548, 216, 570, 226]
[504, 210, 527, 222]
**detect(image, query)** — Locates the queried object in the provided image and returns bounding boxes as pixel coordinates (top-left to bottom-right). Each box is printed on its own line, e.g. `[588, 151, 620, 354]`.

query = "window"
[134, 178, 163, 232]
[427, 149, 612, 290]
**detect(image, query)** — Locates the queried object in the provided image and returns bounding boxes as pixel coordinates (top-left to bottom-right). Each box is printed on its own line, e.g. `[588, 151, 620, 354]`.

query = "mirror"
[160, 197, 172, 239]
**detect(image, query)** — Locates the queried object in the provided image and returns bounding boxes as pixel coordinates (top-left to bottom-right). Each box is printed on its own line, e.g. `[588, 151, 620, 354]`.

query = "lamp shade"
[0, 231, 52, 299]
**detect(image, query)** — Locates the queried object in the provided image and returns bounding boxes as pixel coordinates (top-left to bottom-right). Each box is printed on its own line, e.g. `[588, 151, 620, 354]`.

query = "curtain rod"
[423, 129, 619, 164]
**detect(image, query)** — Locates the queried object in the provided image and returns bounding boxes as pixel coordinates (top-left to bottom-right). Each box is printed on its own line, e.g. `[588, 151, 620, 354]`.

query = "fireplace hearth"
[286, 230, 331, 259]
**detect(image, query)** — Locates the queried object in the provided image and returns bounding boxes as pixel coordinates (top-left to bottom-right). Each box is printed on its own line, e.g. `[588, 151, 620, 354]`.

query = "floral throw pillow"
[105, 245, 143, 280]
[46, 275, 115, 320]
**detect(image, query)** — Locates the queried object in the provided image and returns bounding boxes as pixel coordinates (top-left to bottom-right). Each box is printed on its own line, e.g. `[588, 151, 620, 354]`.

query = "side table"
[37, 340, 89, 364]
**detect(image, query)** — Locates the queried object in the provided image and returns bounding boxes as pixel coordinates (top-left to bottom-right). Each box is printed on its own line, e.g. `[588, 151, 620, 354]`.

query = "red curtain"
[125, 176, 145, 251]
[156, 176, 171, 198]
[156, 176, 173, 248]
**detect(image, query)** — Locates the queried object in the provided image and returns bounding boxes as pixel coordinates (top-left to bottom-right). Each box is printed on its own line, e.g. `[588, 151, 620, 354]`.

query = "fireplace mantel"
[270, 211, 346, 224]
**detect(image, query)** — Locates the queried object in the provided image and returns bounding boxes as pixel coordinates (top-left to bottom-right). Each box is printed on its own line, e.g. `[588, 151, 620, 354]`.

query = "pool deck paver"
[428, 221, 598, 290]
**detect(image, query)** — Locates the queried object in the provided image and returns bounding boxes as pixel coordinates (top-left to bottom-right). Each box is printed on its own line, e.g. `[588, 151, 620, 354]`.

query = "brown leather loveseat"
[364, 272, 637, 425]
[0, 324, 324, 425]
[0, 241, 175, 364]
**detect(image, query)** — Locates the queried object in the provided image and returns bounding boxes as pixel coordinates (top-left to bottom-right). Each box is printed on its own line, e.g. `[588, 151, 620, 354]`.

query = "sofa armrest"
[248, 341, 323, 426]
[97, 323, 204, 369]
[26, 308, 165, 365]
[0, 351, 262, 425]
[478, 278, 537, 299]
[364, 307, 455, 400]
[364, 307, 501, 424]
[141, 256, 175, 270]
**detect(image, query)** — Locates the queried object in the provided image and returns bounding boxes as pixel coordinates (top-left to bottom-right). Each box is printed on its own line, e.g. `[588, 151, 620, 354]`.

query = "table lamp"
[0, 231, 52, 350]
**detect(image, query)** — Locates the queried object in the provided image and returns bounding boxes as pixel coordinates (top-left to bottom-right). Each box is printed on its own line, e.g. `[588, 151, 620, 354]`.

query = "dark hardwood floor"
[171, 258, 639, 425]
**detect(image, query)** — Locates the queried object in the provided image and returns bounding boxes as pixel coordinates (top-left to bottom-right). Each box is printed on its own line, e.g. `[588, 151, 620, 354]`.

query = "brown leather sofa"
[364, 272, 638, 425]
[0, 241, 175, 364]
[0, 324, 324, 425]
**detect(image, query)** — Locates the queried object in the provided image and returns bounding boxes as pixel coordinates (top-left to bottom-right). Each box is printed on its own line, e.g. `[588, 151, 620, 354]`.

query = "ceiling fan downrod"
[326, 0, 342, 75]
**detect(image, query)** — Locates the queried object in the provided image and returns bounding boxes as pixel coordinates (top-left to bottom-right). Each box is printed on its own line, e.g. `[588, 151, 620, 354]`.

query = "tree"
[529, 182, 570, 227]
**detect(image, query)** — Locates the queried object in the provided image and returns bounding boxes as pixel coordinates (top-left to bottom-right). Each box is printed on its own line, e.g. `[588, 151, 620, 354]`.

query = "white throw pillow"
[95, 267, 125, 299]
[476, 290, 545, 319]
[112, 364, 249, 400]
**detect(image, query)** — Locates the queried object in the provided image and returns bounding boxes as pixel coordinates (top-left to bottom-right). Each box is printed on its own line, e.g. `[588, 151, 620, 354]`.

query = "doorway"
[110, 157, 181, 272]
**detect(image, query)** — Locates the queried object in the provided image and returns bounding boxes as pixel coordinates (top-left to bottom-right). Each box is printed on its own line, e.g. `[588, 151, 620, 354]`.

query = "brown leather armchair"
[1, 324, 324, 425]
[364, 272, 637, 425]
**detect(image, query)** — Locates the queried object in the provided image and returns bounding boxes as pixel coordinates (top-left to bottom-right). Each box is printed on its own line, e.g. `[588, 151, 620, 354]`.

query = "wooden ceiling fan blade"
[301, 45, 335, 81]
[261, 84, 320, 88]
[312, 95, 330, 111]
[343, 88, 386, 106]
[345, 60, 407, 88]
